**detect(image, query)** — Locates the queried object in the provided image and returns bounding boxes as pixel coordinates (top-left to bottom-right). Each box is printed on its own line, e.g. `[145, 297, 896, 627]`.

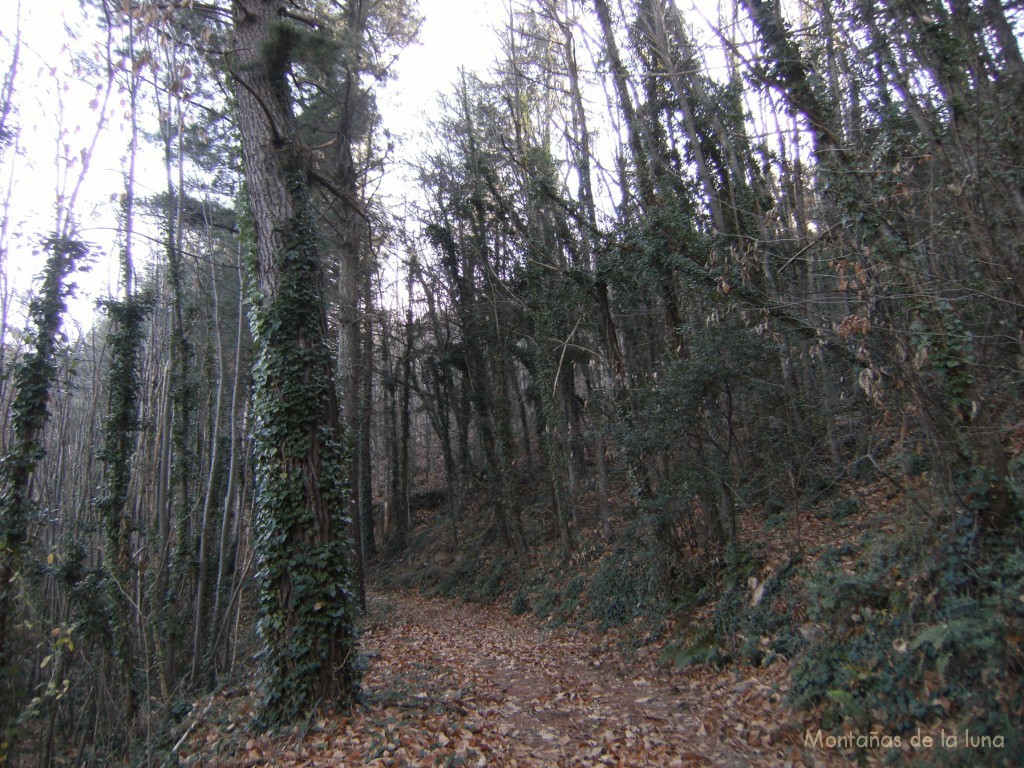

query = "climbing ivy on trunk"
[230, 0, 360, 725]
[0, 234, 86, 757]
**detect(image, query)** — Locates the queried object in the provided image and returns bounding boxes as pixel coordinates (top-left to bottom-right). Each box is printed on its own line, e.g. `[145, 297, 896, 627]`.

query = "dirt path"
[181, 590, 841, 767]
[356, 591, 825, 767]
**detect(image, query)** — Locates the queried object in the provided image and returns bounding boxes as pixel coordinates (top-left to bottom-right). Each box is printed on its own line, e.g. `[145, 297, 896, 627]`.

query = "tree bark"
[231, 0, 359, 723]
[358, 267, 377, 560]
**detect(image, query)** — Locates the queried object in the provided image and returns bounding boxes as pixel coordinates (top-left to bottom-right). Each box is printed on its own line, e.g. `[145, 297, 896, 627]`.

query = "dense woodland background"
[0, 0, 1022, 765]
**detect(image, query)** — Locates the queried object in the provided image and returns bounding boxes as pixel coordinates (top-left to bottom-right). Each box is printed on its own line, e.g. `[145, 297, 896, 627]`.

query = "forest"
[0, 0, 1022, 765]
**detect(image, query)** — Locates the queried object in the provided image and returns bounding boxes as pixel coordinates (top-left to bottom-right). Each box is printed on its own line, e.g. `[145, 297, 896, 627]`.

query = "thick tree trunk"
[231, 0, 359, 723]
[330, 23, 369, 602]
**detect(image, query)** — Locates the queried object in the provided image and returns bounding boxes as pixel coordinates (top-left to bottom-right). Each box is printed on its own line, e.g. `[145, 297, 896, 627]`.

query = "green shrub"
[713, 548, 805, 663]
[901, 451, 931, 477]
[586, 520, 669, 630]
[472, 558, 509, 601]
[435, 557, 478, 599]
[829, 495, 860, 521]
[791, 607, 927, 731]
[509, 592, 530, 615]
[663, 625, 728, 668]
[533, 584, 560, 619]
[789, 518, 1024, 757]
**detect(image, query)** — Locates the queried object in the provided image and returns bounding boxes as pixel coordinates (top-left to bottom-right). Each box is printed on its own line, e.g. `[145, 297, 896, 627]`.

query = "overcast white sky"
[375, 0, 507, 214]
[3, 0, 507, 209]
[381, 0, 505, 125]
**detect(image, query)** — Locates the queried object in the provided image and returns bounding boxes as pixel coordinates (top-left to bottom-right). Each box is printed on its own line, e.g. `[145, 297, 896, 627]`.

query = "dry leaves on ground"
[177, 591, 861, 767]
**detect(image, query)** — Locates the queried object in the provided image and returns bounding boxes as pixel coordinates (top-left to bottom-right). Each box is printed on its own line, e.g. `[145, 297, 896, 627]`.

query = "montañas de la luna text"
[805, 728, 1005, 750]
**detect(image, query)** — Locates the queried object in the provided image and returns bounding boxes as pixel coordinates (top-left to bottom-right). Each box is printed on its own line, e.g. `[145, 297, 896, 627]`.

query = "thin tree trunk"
[359, 270, 377, 560]
[636, 0, 725, 231]
[190, 252, 227, 685]
[399, 270, 415, 541]
[211, 248, 246, 674]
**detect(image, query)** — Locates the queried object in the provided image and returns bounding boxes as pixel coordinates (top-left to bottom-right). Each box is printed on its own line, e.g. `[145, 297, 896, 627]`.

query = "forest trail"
[188, 590, 847, 767]
[359, 590, 798, 767]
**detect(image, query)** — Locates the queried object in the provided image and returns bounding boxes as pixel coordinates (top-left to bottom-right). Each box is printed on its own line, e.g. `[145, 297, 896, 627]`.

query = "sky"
[375, 0, 508, 224]
[1, 0, 142, 326]
[381, 0, 506, 127]
[0, 0, 507, 329]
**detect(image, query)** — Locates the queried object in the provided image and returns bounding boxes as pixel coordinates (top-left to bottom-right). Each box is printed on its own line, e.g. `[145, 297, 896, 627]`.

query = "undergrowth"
[785, 513, 1024, 763]
[585, 517, 671, 630]
[377, 465, 1023, 766]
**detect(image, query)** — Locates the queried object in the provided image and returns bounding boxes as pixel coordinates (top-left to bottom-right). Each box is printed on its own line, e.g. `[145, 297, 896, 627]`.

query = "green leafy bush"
[509, 592, 530, 615]
[789, 518, 1024, 757]
[586, 519, 669, 630]
[533, 575, 585, 624]
[663, 625, 727, 668]
[829, 495, 861, 521]
[712, 547, 805, 664]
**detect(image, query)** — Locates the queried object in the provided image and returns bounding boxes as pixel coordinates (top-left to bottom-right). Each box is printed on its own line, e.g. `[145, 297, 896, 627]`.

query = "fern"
[910, 618, 998, 680]
[937, 651, 952, 680]
[909, 622, 953, 652]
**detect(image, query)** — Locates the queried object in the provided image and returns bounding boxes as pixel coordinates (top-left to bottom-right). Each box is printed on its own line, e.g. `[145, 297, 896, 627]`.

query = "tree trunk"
[0, 236, 85, 755]
[231, 0, 359, 724]
[400, 270, 415, 540]
[358, 267, 377, 560]
[381, 318, 406, 551]
[210, 248, 247, 675]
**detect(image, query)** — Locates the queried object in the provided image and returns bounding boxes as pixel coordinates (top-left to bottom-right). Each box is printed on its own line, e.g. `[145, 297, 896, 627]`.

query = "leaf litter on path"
[178, 590, 857, 767]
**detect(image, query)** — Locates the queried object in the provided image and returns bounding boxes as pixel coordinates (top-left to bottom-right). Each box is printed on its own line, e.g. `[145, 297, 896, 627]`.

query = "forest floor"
[176, 588, 861, 767]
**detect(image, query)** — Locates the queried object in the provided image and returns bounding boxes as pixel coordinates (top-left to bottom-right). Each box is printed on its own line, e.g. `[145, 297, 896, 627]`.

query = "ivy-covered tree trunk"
[0, 235, 85, 758]
[231, 0, 359, 723]
[96, 293, 150, 714]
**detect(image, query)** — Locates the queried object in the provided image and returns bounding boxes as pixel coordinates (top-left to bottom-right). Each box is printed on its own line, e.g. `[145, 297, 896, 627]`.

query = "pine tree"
[229, 0, 360, 723]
